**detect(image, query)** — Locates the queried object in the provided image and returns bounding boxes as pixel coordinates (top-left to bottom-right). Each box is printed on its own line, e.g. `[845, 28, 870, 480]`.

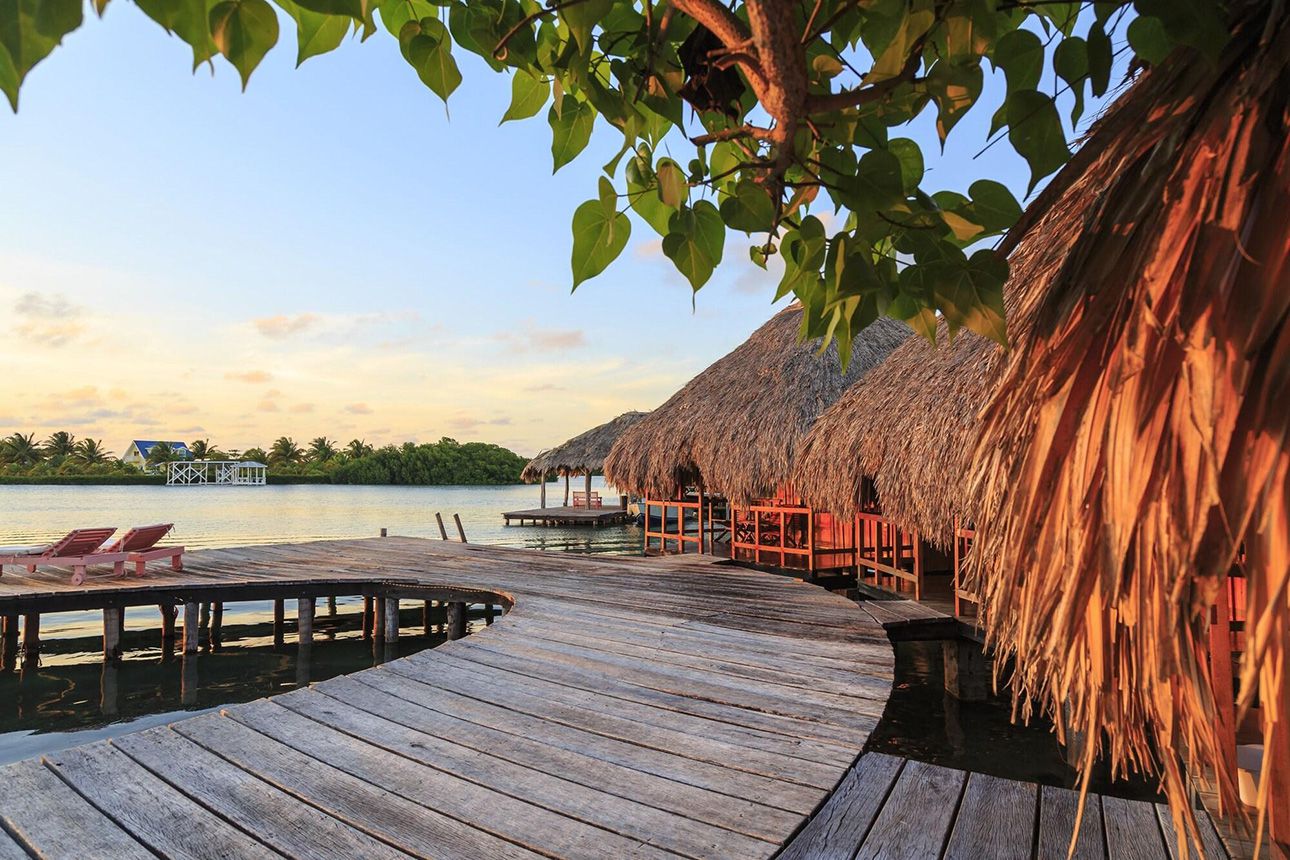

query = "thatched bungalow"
[521, 411, 648, 508]
[604, 303, 906, 576]
[798, 11, 1288, 848]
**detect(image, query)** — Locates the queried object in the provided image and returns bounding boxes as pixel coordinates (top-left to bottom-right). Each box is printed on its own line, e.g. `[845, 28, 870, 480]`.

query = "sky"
[0, 6, 1088, 457]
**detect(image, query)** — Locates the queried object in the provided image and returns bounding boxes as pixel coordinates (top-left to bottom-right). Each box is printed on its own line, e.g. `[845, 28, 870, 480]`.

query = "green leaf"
[990, 28, 1043, 94]
[839, 149, 904, 213]
[1087, 23, 1113, 96]
[965, 179, 1022, 232]
[209, 0, 280, 90]
[1136, 0, 1228, 63]
[571, 198, 631, 288]
[718, 178, 776, 233]
[1052, 36, 1087, 122]
[548, 95, 594, 173]
[137, 0, 217, 68]
[1126, 15, 1170, 65]
[275, 0, 348, 65]
[398, 17, 461, 102]
[656, 159, 688, 208]
[926, 59, 982, 143]
[869, 8, 934, 82]
[377, 0, 436, 37]
[662, 202, 724, 291]
[888, 138, 924, 193]
[561, 0, 610, 53]
[501, 69, 547, 123]
[1006, 89, 1069, 193]
[0, 0, 83, 107]
[935, 248, 1009, 344]
[293, 0, 362, 18]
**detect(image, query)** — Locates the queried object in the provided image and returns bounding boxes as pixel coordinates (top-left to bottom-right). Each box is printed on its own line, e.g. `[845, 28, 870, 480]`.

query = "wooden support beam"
[585, 473, 592, 509]
[273, 598, 285, 647]
[22, 613, 39, 664]
[454, 514, 468, 543]
[182, 602, 200, 654]
[485, 603, 495, 626]
[212, 602, 223, 646]
[1, 613, 17, 670]
[435, 512, 449, 540]
[447, 601, 467, 641]
[423, 600, 433, 637]
[298, 597, 315, 645]
[361, 595, 373, 640]
[159, 604, 176, 642]
[384, 598, 400, 644]
[563, 474, 570, 506]
[374, 596, 387, 641]
[539, 473, 547, 509]
[380, 527, 388, 537]
[103, 607, 123, 661]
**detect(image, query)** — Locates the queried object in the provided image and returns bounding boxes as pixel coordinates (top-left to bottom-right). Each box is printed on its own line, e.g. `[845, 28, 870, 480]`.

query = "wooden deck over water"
[0, 538, 1235, 858]
[502, 505, 632, 527]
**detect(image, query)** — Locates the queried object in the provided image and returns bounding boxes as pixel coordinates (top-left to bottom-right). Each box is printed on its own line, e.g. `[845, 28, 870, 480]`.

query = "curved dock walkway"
[0, 537, 893, 859]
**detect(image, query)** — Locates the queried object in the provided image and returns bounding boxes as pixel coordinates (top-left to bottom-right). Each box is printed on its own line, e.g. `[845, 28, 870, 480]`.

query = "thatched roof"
[520, 411, 649, 481]
[798, 9, 1290, 842]
[604, 304, 908, 505]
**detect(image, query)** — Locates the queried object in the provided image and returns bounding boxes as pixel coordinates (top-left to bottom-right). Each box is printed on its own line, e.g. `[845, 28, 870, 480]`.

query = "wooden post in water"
[103, 607, 123, 661]
[446, 601, 466, 640]
[380, 527, 388, 537]
[327, 595, 337, 616]
[273, 599, 285, 647]
[100, 663, 119, 717]
[563, 474, 570, 506]
[211, 603, 223, 647]
[298, 598, 315, 645]
[182, 602, 200, 654]
[361, 595, 373, 640]
[539, 472, 547, 509]
[22, 613, 39, 665]
[435, 513, 449, 540]
[1, 614, 17, 670]
[181, 654, 198, 706]
[485, 603, 495, 626]
[453, 514, 468, 543]
[199, 602, 210, 646]
[384, 598, 399, 644]
[160, 604, 176, 643]
[585, 473, 592, 510]
[373, 595, 387, 642]
[423, 601, 433, 637]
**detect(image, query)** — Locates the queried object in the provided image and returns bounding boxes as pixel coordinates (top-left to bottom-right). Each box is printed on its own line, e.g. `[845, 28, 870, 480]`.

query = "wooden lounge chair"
[106, 523, 184, 576]
[0, 527, 125, 586]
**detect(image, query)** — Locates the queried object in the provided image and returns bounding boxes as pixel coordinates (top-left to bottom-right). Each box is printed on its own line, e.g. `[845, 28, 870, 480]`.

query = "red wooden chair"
[0, 527, 125, 586]
[106, 523, 184, 576]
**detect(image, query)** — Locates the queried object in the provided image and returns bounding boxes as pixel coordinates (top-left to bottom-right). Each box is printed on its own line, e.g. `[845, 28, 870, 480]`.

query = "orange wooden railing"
[855, 511, 924, 600]
[952, 517, 979, 620]
[643, 494, 706, 555]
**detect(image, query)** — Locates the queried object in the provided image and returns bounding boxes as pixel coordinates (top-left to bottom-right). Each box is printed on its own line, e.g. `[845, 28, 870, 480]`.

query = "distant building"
[122, 440, 192, 470]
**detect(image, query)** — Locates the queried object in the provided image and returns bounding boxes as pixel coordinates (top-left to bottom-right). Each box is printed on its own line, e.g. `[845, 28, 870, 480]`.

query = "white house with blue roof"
[122, 440, 192, 470]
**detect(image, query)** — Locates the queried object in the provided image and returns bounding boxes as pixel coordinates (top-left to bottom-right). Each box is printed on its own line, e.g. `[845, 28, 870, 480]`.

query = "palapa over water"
[802, 6, 1289, 848]
[520, 411, 649, 482]
[604, 304, 907, 506]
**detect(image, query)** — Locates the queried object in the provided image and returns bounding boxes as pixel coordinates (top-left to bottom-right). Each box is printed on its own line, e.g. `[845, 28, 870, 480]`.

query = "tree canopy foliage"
[1, 0, 1227, 354]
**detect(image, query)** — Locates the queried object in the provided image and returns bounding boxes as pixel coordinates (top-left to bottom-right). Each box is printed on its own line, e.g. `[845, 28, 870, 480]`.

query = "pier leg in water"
[183, 602, 200, 655]
[453, 514, 468, 543]
[103, 607, 123, 661]
[160, 603, 176, 643]
[22, 613, 39, 668]
[296, 642, 312, 689]
[942, 639, 989, 702]
[384, 598, 400, 645]
[447, 601, 466, 641]
[361, 596, 373, 640]
[2, 613, 18, 671]
[435, 512, 448, 540]
[298, 597, 315, 646]
[485, 603, 495, 626]
[273, 599, 285, 648]
[423, 601, 432, 637]
[181, 654, 198, 706]
[199, 602, 211, 647]
[211, 603, 223, 648]
[327, 595, 337, 616]
[373, 596, 387, 643]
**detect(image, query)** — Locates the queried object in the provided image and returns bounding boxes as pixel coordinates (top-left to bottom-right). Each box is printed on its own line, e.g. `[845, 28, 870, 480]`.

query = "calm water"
[0, 480, 635, 763]
[0, 478, 640, 552]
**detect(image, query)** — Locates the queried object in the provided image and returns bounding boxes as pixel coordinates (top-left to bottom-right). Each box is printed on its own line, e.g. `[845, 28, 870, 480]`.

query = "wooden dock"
[0, 538, 1239, 858]
[502, 505, 632, 527]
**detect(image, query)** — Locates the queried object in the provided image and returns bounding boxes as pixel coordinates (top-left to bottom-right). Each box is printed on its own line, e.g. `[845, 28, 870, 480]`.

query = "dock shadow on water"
[0, 599, 478, 766]
[864, 639, 1164, 802]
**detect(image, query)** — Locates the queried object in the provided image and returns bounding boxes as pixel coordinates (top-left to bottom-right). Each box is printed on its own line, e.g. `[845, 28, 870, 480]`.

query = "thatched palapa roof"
[521, 411, 649, 482]
[604, 304, 908, 505]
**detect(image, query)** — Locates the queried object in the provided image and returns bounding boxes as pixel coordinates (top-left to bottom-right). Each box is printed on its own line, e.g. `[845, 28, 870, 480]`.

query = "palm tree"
[145, 441, 180, 469]
[269, 436, 304, 465]
[189, 438, 214, 460]
[74, 438, 112, 464]
[1, 433, 43, 466]
[44, 431, 76, 459]
[346, 438, 373, 459]
[242, 447, 267, 463]
[308, 436, 337, 462]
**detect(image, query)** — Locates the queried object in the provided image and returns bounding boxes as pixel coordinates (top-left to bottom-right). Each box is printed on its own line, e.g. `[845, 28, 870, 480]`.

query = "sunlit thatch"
[604, 305, 907, 505]
[520, 411, 649, 481]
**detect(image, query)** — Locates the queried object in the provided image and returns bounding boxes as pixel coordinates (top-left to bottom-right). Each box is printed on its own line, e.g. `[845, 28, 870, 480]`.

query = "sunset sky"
[0, 7, 1096, 457]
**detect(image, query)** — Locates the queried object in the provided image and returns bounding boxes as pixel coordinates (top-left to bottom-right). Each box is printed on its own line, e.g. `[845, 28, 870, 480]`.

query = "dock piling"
[435, 513, 448, 540]
[212, 602, 223, 647]
[273, 599, 285, 647]
[361, 595, 373, 640]
[423, 601, 432, 637]
[380, 527, 388, 538]
[446, 601, 466, 640]
[453, 514, 468, 543]
[22, 613, 39, 665]
[384, 598, 399, 644]
[160, 604, 176, 643]
[298, 598, 315, 645]
[1, 613, 17, 670]
[374, 595, 387, 641]
[103, 607, 123, 661]
[182, 602, 200, 654]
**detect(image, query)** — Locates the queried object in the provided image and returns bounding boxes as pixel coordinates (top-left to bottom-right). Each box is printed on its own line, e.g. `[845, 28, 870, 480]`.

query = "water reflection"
[864, 640, 1164, 802]
[0, 600, 477, 766]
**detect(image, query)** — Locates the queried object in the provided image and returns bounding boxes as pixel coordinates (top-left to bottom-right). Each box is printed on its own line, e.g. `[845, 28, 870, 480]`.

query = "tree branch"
[804, 34, 925, 113]
[670, 0, 769, 95]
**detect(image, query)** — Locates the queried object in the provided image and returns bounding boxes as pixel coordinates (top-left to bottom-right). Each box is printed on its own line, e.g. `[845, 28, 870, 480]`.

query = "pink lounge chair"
[106, 523, 184, 576]
[0, 528, 126, 586]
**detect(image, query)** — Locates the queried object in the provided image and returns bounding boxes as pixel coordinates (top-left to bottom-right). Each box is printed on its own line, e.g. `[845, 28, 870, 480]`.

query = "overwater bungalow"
[604, 304, 906, 580]
[521, 410, 648, 508]
[792, 30, 1288, 850]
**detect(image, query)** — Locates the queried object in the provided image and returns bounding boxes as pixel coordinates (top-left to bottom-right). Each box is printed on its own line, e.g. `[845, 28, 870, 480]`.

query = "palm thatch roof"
[520, 411, 649, 482]
[803, 8, 1289, 843]
[604, 304, 908, 505]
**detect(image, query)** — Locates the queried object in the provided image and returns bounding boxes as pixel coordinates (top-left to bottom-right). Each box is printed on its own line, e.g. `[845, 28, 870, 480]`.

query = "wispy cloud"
[13, 292, 85, 346]
[225, 370, 273, 384]
[256, 399, 280, 413]
[252, 313, 321, 338]
[496, 325, 588, 353]
[344, 403, 373, 415]
[289, 403, 315, 414]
